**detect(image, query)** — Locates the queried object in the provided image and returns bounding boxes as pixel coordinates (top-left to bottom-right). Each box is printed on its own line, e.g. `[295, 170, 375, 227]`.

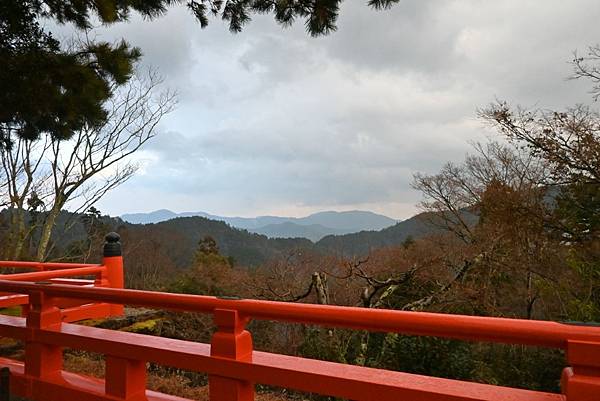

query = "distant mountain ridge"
[2, 208, 474, 268]
[315, 210, 478, 255]
[252, 222, 348, 242]
[118, 210, 469, 267]
[121, 209, 397, 241]
[116, 212, 446, 267]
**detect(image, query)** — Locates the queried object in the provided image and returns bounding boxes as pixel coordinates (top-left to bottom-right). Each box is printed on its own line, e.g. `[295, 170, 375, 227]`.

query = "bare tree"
[0, 70, 176, 260]
[481, 104, 600, 185]
[412, 142, 550, 244]
[0, 134, 51, 258]
[572, 44, 600, 101]
[413, 141, 560, 319]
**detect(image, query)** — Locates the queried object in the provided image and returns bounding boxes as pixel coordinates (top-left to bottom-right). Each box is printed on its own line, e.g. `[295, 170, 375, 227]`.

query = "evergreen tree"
[195, 235, 231, 267]
[197, 235, 220, 256]
[0, 1, 141, 142]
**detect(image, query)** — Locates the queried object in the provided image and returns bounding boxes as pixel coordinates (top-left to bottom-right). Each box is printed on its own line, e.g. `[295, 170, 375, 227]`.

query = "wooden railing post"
[102, 232, 124, 315]
[561, 340, 600, 401]
[209, 308, 254, 401]
[105, 356, 147, 401]
[24, 289, 62, 381]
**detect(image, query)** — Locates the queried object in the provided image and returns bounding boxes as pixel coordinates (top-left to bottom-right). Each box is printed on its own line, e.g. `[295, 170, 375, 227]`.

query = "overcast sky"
[74, 1, 600, 219]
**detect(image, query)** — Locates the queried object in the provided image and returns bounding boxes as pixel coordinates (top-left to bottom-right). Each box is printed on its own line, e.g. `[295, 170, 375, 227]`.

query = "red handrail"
[0, 261, 101, 271]
[0, 280, 598, 349]
[0, 233, 124, 320]
[0, 266, 105, 282]
[0, 279, 598, 401]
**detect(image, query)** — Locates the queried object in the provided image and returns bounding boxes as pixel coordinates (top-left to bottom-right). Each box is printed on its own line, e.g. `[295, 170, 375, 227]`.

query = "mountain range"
[3, 208, 474, 268]
[121, 210, 398, 242]
[118, 212, 442, 267]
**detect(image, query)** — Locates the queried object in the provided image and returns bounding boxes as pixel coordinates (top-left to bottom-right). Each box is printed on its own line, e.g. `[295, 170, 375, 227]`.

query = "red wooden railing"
[0, 233, 598, 401]
[0, 232, 124, 321]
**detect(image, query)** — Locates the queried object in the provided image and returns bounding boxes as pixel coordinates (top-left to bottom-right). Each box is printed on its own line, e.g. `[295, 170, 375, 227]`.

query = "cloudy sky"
[77, 1, 600, 219]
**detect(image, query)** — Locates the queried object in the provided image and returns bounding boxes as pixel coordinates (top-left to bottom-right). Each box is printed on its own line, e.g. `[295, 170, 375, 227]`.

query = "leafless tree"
[572, 44, 600, 101]
[0, 70, 176, 260]
[412, 142, 550, 244]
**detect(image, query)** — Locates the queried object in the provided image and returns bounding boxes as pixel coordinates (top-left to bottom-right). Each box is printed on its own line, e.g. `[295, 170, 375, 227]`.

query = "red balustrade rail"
[0, 261, 101, 271]
[0, 233, 124, 321]
[0, 234, 598, 401]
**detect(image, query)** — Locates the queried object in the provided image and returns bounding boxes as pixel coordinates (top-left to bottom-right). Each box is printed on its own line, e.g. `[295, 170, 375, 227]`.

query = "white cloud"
[90, 0, 600, 219]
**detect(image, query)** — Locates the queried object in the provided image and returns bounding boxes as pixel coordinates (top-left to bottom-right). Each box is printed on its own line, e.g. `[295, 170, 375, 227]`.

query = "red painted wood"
[0, 294, 28, 308]
[0, 258, 597, 401]
[48, 279, 95, 286]
[0, 321, 567, 401]
[0, 358, 188, 401]
[105, 356, 147, 400]
[102, 255, 124, 315]
[210, 309, 254, 401]
[24, 291, 63, 381]
[0, 261, 99, 271]
[0, 259, 122, 322]
[0, 280, 599, 349]
[0, 266, 105, 282]
[561, 341, 600, 401]
[0, 312, 572, 401]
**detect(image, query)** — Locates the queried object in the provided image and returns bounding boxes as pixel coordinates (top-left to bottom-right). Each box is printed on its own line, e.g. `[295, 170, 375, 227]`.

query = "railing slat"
[0, 261, 100, 271]
[0, 266, 105, 282]
[1, 280, 599, 349]
[0, 317, 566, 401]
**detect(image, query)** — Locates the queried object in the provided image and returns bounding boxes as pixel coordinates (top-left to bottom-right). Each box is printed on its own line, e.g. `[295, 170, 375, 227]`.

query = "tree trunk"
[526, 271, 537, 319]
[35, 204, 61, 261]
[312, 272, 329, 305]
[10, 207, 26, 260]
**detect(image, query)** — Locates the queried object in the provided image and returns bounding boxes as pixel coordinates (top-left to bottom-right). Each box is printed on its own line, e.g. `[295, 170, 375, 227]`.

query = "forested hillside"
[0, 208, 439, 270]
[121, 216, 313, 268]
[314, 210, 478, 255]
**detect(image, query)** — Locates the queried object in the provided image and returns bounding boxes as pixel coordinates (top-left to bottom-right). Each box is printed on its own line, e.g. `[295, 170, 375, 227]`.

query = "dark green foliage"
[553, 183, 600, 321]
[401, 235, 414, 248]
[63, 207, 112, 261]
[168, 272, 215, 295]
[186, 0, 401, 36]
[470, 344, 564, 392]
[29, 0, 400, 35]
[564, 253, 600, 321]
[194, 235, 233, 267]
[197, 235, 220, 256]
[556, 183, 600, 243]
[380, 335, 474, 381]
[0, 0, 141, 143]
[0, 1, 141, 142]
[38, 0, 173, 27]
[297, 327, 349, 363]
[133, 216, 314, 267]
[375, 336, 563, 391]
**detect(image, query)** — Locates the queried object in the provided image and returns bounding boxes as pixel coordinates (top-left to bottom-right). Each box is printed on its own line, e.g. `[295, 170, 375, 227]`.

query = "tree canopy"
[0, 0, 400, 142]
[22, 1, 400, 34]
[0, 1, 141, 142]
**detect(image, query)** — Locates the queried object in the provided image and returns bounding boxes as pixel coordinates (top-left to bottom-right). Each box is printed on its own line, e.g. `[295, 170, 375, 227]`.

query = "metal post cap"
[103, 232, 122, 257]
